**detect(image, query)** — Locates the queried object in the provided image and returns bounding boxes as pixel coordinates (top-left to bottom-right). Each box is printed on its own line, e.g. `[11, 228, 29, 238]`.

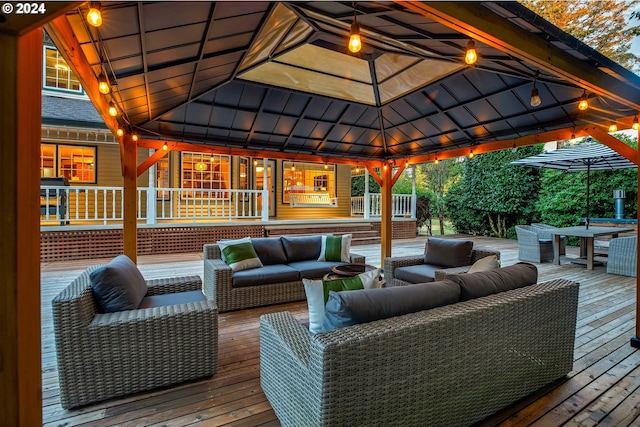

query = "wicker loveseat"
[384, 237, 500, 287]
[204, 235, 366, 312]
[260, 264, 579, 427]
[52, 261, 218, 409]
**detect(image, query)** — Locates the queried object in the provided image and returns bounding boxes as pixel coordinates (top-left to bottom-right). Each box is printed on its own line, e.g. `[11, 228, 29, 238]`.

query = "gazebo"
[2, 2, 640, 424]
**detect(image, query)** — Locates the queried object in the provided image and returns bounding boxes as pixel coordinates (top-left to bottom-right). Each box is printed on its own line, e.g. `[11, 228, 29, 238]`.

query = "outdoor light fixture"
[633, 116, 639, 131]
[162, 142, 168, 151]
[324, 163, 329, 169]
[210, 154, 215, 162]
[609, 121, 618, 133]
[348, 4, 362, 53]
[116, 128, 124, 137]
[108, 101, 117, 117]
[253, 159, 258, 166]
[464, 40, 477, 65]
[291, 163, 295, 171]
[578, 90, 589, 111]
[468, 149, 474, 158]
[434, 157, 439, 164]
[97, 71, 110, 95]
[86, 2, 103, 27]
[530, 71, 541, 107]
[405, 159, 409, 168]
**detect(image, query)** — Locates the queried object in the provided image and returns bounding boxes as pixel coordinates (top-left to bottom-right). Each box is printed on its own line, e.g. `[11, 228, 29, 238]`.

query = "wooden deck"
[40, 236, 640, 426]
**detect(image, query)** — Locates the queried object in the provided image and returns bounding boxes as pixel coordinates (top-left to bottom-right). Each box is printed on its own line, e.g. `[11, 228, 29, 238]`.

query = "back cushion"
[423, 238, 473, 268]
[251, 237, 288, 265]
[281, 235, 322, 262]
[446, 262, 538, 301]
[90, 254, 148, 313]
[322, 280, 461, 332]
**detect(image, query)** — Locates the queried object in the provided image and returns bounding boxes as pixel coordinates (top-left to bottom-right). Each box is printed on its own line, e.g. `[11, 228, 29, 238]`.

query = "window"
[156, 155, 170, 199]
[58, 145, 96, 183]
[44, 47, 82, 93]
[283, 161, 336, 203]
[181, 152, 231, 199]
[40, 144, 56, 177]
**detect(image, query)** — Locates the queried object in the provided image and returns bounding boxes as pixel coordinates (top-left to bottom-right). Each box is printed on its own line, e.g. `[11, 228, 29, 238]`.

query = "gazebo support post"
[633, 131, 640, 349]
[0, 28, 43, 427]
[381, 161, 393, 261]
[123, 135, 138, 263]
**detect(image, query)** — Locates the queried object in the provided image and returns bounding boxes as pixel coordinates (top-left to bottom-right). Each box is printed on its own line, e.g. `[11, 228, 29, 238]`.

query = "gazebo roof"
[46, 1, 640, 163]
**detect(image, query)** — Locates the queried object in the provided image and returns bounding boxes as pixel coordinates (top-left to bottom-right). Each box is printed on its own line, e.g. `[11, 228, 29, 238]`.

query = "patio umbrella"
[509, 142, 637, 228]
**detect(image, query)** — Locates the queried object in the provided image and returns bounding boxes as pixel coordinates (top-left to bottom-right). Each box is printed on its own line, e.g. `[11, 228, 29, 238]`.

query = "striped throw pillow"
[218, 237, 263, 272]
[317, 234, 352, 262]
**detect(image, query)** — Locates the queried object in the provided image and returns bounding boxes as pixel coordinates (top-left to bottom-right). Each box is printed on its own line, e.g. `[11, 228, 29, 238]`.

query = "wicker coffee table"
[323, 263, 384, 286]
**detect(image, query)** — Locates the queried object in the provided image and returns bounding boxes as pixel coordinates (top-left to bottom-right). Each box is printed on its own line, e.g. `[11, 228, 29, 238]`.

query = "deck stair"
[265, 222, 380, 245]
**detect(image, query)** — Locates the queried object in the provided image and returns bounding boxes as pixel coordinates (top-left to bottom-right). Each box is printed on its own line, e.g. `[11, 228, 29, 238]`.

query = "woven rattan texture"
[384, 248, 501, 286]
[606, 235, 637, 276]
[52, 267, 218, 409]
[515, 225, 554, 263]
[204, 243, 366, 312]
[260, 279, 579, 427]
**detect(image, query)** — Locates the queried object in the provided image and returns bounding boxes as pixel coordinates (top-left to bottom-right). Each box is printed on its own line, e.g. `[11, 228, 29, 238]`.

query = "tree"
[418, 159, 460, 235]
[445, 145, 544, 237]
[521, 0, 640, 71]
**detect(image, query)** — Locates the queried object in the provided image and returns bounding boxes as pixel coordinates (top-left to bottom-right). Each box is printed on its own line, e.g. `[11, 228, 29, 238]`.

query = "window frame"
[282, 161, 336, 204]
[43, 46, 83, 94]
[57, 144, 97, 184]
[180, 152, 232, 200]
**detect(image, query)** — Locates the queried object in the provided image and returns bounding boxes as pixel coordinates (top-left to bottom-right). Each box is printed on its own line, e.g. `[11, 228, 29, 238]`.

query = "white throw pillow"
[467, 255, 500, 274]
[303, 268, 382, 334]
[217, 237, 263, 272]
[317, 234, 352, 262]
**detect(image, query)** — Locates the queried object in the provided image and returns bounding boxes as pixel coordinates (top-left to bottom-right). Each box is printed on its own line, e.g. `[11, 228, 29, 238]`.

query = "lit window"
[283, 161, 336, 204]
[58, 145, 96, 183]
[41, 144, 57, 177]
[44, 47, 82, 93]
[156, 155, 170, 200]
[181, 152, 231, 199]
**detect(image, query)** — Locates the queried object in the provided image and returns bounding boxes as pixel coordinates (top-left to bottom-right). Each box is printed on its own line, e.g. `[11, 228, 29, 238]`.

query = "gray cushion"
[281, 235, 322, 262]
[394, 264, 440, 283]
[232, 264, 299, 288]
[423, 238, 473, 268]
[445, 262, 538, 301]
[90, 254, 148, 313]
[138, 290, 206, 309]
[322, 280, 461, 332]
[288, 260, 345, 279]
[251, 237, 288, 265]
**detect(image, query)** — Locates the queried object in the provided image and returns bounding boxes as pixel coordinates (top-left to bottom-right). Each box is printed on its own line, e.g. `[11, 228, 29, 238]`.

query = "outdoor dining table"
[548, 226, 634, 270]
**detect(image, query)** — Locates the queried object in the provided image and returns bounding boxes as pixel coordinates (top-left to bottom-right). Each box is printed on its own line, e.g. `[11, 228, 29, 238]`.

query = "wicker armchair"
[52, 265, 218, 409]
[515, 225, 554, 263]
[606, 235, 637, 277]
[530, 223, 566, 255]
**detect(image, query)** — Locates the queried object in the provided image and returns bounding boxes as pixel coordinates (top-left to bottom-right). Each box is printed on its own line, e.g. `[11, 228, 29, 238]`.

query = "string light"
[434, 157, 439, 164]
[97, 71, 110, 95]
[468, 149, 474, 158]
[578, 90, 589, 111]
[86, 2, 102, 27]
[609, 121, 618, 133]
[464, 40, 477, 65]
[162, 142, 168, 151]
[348, 4, 362, 53]
[131, 134, 138, 142]
[253, 159, 258, 166]
[291, 163, 295, 171]
[116, 128, 124, 137]
[108, 101, 117, 117]
[530, 70, 541, 107]
[633, 116, 639, 131]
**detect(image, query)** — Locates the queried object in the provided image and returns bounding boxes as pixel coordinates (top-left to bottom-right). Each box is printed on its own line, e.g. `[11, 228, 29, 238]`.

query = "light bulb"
[116, 128, 124, 137]
[348, 21, 361, 53]
[578, 91, 589, 111]
[468, 149, 474, 158]
[434, 158, 439, 164]
[465, 40, 477, 65]
[162, 143, 168, 151]
[108, 101, 117, 117]
[530, 86, 541, 107]
[609, 122, 618, 133]
[633, 116, 639, 131]
[97, 72, 110, 94]
[132, 134, 138, 142]
[86, 3, 102, 27]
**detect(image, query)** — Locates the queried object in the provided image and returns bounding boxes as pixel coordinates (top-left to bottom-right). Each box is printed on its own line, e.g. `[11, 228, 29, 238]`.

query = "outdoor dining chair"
[515, 225, 554, 263]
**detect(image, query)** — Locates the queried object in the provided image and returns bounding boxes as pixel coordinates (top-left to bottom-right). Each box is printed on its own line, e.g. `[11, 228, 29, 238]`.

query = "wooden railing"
[350, 194, 414, 218]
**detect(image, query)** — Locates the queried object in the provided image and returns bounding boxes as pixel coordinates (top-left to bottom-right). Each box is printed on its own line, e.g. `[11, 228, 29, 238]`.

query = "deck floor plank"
[40, 236, 639, 426]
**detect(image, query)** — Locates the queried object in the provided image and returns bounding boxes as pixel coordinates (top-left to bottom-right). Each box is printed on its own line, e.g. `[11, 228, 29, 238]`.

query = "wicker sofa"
[260, 264, 579, 427]
[204, 235, 366, 312]
[384, 237, 500, 287]
[52, 262, 218, 409]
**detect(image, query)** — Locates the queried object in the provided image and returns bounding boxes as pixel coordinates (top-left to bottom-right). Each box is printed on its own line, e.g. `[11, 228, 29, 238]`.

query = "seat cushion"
[446, 262, 538, 301]
[281, 235, 322, 263]
[232, 264, 299, 288]
[138, 290, 206, 309]
[218, 237, 263, 272]
[423, 238, 473, 268]
[317, 234, 352, 262]
[90, 254, 148, 313]
[303, 269, 382, 334]
[251, 237, 288, 266]
[288, 260, 345, 280]
[393, 264, 441, 283]
[322, 280, 461, 332]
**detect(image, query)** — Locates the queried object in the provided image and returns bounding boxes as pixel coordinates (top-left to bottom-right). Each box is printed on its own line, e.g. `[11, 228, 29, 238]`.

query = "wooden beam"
[398, 1, 640, 111]
[122, 135, 138, 263]
[584, 127, 639, 165]
[137, 147, 170, 177]
[392, 163, 406, 186]
[365, 162, 382, 186]
[0, 29, 42, 427]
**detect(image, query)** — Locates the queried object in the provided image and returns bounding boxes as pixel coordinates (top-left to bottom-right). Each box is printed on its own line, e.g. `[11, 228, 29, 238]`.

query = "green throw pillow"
[303, 268, 382, 334]
[217, 237, 263, 272]
[317, 234, 352, 262]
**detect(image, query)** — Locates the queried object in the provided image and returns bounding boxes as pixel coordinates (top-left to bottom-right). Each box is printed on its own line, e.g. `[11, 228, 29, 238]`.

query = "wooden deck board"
[40, 235, 639, 427]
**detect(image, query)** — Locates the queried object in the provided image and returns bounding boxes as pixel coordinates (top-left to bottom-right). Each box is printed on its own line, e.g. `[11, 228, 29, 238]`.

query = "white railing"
[40, 186, 264, 225]
[351, 194, 414, 218]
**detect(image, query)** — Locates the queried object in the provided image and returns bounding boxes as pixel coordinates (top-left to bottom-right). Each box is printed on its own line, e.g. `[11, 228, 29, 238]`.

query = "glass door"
[254, 159, 275, 217]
